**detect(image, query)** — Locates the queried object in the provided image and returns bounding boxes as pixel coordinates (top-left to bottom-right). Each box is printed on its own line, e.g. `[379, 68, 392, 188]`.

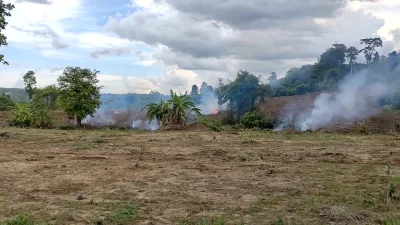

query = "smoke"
[196, 92, 219, 114]
[277, 70, 397, 131]
[132, 119, 159, 131]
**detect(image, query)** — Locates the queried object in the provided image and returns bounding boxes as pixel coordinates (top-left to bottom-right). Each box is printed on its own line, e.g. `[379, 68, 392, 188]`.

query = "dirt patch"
[0, 128, 400, 224]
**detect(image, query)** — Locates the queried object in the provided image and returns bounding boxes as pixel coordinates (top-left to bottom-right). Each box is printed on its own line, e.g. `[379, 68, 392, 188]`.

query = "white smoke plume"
[277, 70, 396, 131]
[195, 92, 224, 115]
[132, 119, 159, 131]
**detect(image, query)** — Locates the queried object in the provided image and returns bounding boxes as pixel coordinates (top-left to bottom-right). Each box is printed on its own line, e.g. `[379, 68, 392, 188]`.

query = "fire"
[212, 109, 218, 115]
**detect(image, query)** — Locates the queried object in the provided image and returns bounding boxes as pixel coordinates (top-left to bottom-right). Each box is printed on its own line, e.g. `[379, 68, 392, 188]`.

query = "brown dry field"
[1, 128, 400, 225]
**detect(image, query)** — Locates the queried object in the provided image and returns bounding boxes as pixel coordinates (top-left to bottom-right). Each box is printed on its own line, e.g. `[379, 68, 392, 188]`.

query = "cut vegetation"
[1, 128, 400, 224]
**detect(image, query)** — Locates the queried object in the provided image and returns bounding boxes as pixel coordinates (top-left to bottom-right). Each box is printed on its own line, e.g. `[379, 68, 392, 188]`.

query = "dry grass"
[1, 128, 400, 224]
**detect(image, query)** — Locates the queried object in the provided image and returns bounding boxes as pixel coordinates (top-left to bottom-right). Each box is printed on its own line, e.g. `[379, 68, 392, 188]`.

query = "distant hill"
[0, 88, 28, 102]
[0, 87, 170, 110]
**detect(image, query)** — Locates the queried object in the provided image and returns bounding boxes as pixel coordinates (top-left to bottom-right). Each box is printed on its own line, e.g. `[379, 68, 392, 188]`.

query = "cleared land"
[1, 128, 400, 224]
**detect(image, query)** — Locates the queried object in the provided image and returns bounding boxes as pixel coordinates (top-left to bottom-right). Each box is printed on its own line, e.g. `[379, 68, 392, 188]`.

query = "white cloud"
[2, 0, 400, 95]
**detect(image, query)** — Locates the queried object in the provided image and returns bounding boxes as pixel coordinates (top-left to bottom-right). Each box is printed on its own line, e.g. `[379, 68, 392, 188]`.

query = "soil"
[1, 128, 400, 224]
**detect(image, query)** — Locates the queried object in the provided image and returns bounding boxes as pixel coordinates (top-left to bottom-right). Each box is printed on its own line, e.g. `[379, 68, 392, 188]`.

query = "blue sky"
[0, 0, 399, 94]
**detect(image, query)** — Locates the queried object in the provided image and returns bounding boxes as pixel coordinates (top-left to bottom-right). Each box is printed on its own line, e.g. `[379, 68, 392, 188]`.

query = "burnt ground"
[1, 128, 400, 224]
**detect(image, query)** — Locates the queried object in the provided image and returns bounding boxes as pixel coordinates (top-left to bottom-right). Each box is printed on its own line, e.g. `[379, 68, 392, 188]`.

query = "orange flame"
[212, 109, 218, 115]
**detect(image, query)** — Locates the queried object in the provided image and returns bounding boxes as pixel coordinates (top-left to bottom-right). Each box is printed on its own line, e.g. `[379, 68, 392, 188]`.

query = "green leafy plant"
[32, 85, 59, 110]
[240, 110, 275, 129]
[11, 103, 32, 127]
[10, 102, 52, 128]
[0, 93, 14, 111]
[30, 102, 52, 128]
[144, 90, 202, 127]
[57, 67, 102, 127]
[199, 116, 224, 132]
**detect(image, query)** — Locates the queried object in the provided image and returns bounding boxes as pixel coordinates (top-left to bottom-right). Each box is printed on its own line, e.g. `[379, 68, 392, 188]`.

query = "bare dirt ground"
[1, 128, 400, 224]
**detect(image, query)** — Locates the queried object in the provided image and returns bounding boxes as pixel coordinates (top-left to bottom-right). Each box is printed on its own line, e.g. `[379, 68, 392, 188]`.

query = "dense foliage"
[0, 93, 14, 111]
[216, 70, 272, 121]
[145, 90, 201, 127]
[240, 110, 275, 129]
[0, 1, 14, 65]
[32, 85, 59, 110]
[57, 67, 102, 126]
[10, 102, 52, 128]
[23, 70, 37, 101]
[214, 38, 400, 121]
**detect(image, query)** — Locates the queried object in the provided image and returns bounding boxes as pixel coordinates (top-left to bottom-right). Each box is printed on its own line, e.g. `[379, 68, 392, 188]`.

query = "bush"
[240, 110, 276, 129]
[0, 93, 14, 111]
[199, 116, 224, 132]
[30, 102, 52, 128]
[11, 103, 32, 127]
[11, 102, 52, 128]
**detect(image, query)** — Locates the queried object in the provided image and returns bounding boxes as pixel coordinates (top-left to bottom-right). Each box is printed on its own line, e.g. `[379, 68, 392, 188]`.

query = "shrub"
[10, 102, 52, 128]
[30, 102, 52, 128]
[11, 103, 32, 127]
[240, 110, 275, 129]
[0, 93, 14, 111]
[199, 116, 224, 132]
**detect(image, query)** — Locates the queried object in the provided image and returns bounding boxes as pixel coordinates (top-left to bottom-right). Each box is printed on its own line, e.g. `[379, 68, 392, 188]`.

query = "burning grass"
[1, 128, 400, 224]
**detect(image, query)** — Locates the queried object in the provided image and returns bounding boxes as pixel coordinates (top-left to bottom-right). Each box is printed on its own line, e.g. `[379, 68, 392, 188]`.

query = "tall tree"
[360, 38, 383, 65]
[268, 72, 278, 83]
[373, 52, 380, 63]
[0, 1, 15, 65]
[190, 84, 199, 96]
[23, 70, 37, 101]
[33, 84, 59, 109]
[57, 67, 102, 127]
[216, 70, 272, 121]
[346, 46, 361, 75]
[319, 44, 347, 69]
[388, 51, 399, 71]
[190, 84, 200, 104]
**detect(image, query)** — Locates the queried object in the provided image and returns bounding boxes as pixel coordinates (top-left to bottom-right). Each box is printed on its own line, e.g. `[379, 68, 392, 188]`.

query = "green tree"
[144, 90, 201, 127]
[360, 37, 383, 65]
[346, 46, 361, 75]
[32, 84, 59, 109]
[0, 93, 14, 110]
[0, 1, 15, 65]
[57, 67, 102, 127]
[23, 70, 37, 101]
[168, 90, 201, 125]
[268, 72, 278, 83]
[144, 100, 171, 126]
[319, 44, 347, 69]
[190, 84, 200, 104]
[216, 70, 272, 121]
[373, 52, 380, 63]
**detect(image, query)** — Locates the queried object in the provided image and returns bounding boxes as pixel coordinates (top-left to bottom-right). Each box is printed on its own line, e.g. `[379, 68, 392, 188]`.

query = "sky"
[0, 0, 399, 94]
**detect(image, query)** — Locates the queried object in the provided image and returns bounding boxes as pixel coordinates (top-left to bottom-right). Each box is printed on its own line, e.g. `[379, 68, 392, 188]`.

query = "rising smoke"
[83, 87, 223, 130]
[277, 69, 398, 131]
[195, 91, 226, 115]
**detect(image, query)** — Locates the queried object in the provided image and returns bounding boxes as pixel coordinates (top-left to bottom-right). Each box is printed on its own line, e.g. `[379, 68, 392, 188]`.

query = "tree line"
[10, 67, 102, 127]
[212, 38, 400, 126]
